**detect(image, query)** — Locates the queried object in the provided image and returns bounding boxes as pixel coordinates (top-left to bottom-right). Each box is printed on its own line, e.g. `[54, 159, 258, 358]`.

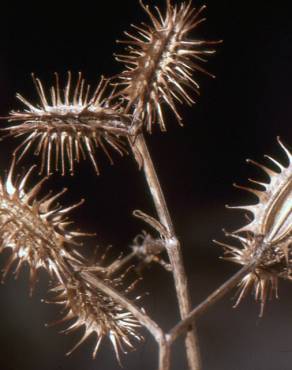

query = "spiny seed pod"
[3, 73, 132, 175]
[0, 159, 86, 293]
[220, 138, 292, 316]
[115, 0, 220, 132]
[47, 267, 143, 362]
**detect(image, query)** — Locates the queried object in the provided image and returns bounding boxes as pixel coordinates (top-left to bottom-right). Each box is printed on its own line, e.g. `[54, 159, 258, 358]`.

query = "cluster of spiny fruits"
[0, 0, 291, 364]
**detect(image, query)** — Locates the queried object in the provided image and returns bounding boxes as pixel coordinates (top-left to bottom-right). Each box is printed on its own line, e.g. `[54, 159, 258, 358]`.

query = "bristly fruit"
[115, 0, 220, 132]
[0, 159, 143, 361]
[47, 266, 143, 363]
[2, 73, 132, 175]
[219, 138, 292, 316]
[0, 159, 86, 294]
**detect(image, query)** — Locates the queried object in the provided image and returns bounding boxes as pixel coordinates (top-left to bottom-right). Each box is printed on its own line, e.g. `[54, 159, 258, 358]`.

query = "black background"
[0, 1, 292, 370]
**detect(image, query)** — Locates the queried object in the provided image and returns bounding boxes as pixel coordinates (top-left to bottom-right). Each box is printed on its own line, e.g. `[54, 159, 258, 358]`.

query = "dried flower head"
[131, 231, 171, 271]
[3, 73, 132, 175]
[0, 159, 85, 293]
[219, 138, 292, 315]
[48, 267, 143, 362]
[115, 0, 220, 131]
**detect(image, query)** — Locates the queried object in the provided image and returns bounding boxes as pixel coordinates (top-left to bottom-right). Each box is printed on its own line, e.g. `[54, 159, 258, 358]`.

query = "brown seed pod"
[0, 160, 142, 359]
[0, 159, 86, 293]
[115, 0, 220, 131]
[219, 138, 292, 315]
[2, 73, 132, 175]
[47, 267, 143, 362]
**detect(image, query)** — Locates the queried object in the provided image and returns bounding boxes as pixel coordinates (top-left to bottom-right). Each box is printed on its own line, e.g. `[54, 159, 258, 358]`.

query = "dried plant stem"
[132, 133, 201, 370]
[79, 247, 261, 370]
[132, 134, 173, 232]
[80, 270, 163, 341]
[106, 251, 137, 276]
[168, 262, 256, 344]
[82, 270, 173, 370]
[159, 338, 171, 370]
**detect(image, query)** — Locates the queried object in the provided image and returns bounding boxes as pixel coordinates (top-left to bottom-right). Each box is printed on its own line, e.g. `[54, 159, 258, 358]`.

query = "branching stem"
[158, 337, 171, 370]
[78, 243, 260, 370]
[80, 270, 164, 342]
[168, 262, 256, 344]
[132, 133, 202, 370]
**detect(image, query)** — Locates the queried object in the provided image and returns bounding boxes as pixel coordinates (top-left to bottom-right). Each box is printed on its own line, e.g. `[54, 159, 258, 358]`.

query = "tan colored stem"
[132, 133, 202, 370]
[80, 268, 170, 370]
[168, 263, 256, 343]
[80, 270, 163, 342]
[158, 337, 171, 370]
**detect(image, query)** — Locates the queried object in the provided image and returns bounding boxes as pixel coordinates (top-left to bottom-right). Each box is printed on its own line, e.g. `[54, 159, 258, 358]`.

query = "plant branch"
[131, 133, 202, 370]
[80, 270, 163, 342]
[158, 337, 171, 370]
[131, 134, 174, 234]
[106, 251, 137, 276]
[80, 269, 172, 370]
[168, 262, 256, 344]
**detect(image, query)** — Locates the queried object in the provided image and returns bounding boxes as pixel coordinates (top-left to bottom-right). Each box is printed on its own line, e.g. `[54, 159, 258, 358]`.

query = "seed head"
[115, 0, 220, 131]
[3, 73, 132, 175]
[220, 138, 292, 315]
[48, 267, 143, 362]
[0, 159, 85, 293]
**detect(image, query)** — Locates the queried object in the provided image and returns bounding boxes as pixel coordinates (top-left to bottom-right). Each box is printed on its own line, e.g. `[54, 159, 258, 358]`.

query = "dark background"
[0, 1, 292, 370]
